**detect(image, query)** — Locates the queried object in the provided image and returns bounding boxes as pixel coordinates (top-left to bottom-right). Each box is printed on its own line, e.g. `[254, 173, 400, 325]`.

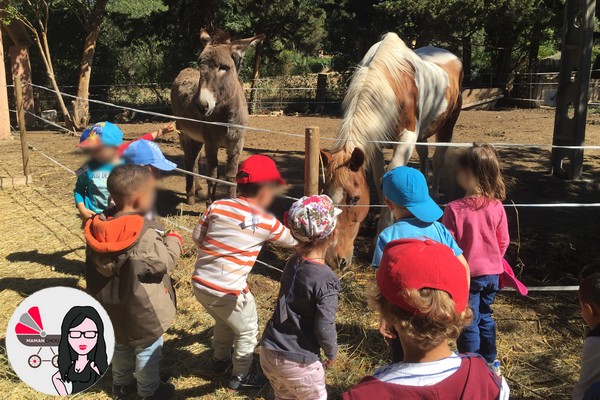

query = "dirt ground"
[1, 108, 600, 399]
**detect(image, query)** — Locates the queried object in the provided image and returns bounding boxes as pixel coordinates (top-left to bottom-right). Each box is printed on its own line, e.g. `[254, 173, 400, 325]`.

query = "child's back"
[84, 165, 181, 400]
[343, 354, 501, 400]
[192, 197, 295, 296]
[443, 198, 509, 277]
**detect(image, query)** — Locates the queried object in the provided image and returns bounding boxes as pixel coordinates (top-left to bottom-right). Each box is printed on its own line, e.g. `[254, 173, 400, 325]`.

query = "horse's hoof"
[205, 198, 213, 207]
[186, 196, 197, 205]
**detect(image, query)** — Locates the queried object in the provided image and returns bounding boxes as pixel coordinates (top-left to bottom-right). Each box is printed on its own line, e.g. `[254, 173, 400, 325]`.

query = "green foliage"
[107, 0, 168, 18]
[8, 0, 574, 89]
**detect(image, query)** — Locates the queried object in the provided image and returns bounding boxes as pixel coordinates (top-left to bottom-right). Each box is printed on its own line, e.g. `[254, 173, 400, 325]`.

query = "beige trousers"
[193, 286, 259, 378]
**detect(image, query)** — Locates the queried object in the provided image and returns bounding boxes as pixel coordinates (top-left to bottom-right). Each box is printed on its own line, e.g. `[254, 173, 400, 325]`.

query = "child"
[74, 122, 174, 221]
[84, 164, 182, 400]
[122, 139, 177, 174]
[341, 239, 509, 400]
[191, 154, 297, 390]
[260, 195, 341, 400]
[442, 143, 509, 370]
[573, 273, 600, 400]
[372, 166, 469, 362]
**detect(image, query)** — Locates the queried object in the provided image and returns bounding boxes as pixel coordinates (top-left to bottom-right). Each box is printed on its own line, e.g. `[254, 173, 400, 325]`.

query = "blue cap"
[122, 140, 177, 171]
[78, 122, 123, 148]
[381, 166, 442, 223]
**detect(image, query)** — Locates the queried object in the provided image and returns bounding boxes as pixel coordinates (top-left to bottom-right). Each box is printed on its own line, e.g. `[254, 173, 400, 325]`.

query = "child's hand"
[79, 208, 96, 221]
[325, 358, 336, 368]
[156, 123, 176, 138]
[379, 316, 397, 339]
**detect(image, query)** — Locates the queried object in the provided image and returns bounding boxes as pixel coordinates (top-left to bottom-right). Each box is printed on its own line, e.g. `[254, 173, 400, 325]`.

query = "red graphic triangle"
[28, 307, 43, 330]
[15, 322, 39, 335]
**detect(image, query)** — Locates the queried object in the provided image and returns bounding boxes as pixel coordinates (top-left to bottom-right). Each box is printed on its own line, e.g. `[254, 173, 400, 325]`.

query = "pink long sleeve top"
[442, 198, 510, 277]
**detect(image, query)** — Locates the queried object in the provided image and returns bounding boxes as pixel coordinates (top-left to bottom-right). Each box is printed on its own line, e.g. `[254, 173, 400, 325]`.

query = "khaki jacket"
[84, 211, 182, 346]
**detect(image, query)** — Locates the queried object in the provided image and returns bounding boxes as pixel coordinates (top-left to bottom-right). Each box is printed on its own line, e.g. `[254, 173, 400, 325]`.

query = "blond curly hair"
[369, 284, 473, 352]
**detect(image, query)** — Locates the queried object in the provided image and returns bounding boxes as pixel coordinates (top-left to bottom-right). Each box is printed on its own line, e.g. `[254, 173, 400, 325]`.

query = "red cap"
[376, 238, 469, 315]
[236, 155, 286, 185]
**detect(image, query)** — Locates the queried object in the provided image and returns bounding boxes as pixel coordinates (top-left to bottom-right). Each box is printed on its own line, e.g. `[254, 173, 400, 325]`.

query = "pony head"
[321, 147, 370, 269]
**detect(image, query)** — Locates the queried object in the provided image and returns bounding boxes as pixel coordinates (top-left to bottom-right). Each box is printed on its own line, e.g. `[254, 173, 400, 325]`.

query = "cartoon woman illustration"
[52, 306, 108, 395]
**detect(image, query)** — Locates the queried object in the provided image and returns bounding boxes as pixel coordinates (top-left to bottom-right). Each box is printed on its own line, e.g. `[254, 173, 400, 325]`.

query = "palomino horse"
[322, 33, 463, 268]
[171, 29, 265, 204]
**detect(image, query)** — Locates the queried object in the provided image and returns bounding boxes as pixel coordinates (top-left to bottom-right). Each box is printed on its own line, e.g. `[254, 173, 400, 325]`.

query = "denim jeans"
[457, 274, 499, 363]
[112, 336, 163, 397]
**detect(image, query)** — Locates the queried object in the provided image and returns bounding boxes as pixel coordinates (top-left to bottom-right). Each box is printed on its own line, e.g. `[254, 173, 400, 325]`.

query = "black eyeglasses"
[68, 331, 98, 339]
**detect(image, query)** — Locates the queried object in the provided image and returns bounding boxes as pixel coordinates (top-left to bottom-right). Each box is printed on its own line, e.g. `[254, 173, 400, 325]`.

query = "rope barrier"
[23, 82, 600, 150]
[10, 137, 585, 290]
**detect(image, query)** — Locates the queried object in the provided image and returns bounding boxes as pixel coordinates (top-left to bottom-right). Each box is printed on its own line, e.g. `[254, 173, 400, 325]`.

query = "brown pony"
[322, 33, 463, 268]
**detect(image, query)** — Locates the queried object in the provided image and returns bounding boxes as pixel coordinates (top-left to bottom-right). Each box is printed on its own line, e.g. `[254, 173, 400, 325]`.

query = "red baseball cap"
[236, 155, 286, 185]
[376, 238, 469, 315]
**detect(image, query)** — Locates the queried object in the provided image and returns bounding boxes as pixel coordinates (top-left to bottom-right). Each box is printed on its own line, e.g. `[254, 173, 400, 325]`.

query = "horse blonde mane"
[333, 33, 418, 166]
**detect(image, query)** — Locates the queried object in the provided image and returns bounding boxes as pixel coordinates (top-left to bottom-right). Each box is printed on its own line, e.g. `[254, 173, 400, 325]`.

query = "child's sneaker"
[227, 362, 267, 390]
[488, 359, 502, 377]
[141, 382, 175, 400]
[212, 357, 232, 376]
[112, 379, 136, 399]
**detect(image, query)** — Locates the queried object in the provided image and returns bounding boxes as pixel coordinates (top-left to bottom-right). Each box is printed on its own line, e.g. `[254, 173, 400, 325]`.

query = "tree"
[3, 0, 76, 130]
[65, 0, 167, 128]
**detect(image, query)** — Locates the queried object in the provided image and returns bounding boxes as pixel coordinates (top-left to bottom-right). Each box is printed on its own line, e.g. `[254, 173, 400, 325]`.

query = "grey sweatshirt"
[261, 255, 340, 364]
[574, 325, 600, 400]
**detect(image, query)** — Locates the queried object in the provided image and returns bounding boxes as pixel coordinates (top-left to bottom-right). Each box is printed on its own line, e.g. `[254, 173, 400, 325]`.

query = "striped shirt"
[192, 197, 297, 297]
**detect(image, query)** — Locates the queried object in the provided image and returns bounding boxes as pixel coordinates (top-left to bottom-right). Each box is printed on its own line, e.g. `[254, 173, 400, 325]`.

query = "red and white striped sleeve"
[192, 205, 213, 247]
[268, 217, 297, 247]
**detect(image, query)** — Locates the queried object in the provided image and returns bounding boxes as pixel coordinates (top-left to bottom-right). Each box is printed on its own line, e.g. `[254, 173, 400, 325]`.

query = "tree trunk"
[0, 32, 12, 139]
[72, 0, 110, 129]
[37, 31, 74, 131]
[462, 36, 472, 85]
[528, 27, 541, 71]
[248, 42, 263, 115]
[9, 45, 36, 128]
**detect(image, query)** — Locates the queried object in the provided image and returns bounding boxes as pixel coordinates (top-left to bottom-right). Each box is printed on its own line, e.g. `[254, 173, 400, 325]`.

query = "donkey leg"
[181, 134, 203, 205]
[225, 136, 244, 199]
[204, 140, 219, 205]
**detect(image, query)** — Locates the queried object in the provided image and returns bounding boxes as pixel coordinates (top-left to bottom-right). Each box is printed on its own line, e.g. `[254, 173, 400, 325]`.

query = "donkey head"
[321, 147, 370, 269]
[195, 29, 265, 116]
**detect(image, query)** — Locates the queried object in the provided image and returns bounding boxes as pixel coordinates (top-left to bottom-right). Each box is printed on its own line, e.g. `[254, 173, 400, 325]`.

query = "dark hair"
[458, 143, 506, 201]
[58, 306, 108, 382]
[107, 164, 153, 206]
[235, 171, 276, 198]
[580, 273, 600, 307]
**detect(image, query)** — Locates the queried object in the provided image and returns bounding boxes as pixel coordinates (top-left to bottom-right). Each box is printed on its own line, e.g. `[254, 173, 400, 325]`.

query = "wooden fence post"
[14, 73, 30, 177]
[304, 126, 320, 196]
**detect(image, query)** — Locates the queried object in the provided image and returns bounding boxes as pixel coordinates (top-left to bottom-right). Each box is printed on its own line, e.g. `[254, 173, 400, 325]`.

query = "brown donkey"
[171, 29, 265, 204]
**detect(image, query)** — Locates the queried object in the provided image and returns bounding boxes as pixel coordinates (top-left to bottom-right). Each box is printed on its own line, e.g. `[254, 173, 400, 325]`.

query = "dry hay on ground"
[1, 109, 598, 399]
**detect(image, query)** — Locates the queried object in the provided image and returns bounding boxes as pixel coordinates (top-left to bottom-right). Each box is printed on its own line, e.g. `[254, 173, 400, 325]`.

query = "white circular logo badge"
[5, 287, 115, 396]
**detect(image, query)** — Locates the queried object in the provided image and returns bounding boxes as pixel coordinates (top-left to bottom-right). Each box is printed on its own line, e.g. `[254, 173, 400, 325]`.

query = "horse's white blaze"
[199, 88, 217, 115]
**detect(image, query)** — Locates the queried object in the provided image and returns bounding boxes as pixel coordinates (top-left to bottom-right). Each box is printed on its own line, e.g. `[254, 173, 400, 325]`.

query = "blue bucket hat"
[122, 140, 177, 171]
[78, 121, 123, 148]
[381, 166, 442, 223]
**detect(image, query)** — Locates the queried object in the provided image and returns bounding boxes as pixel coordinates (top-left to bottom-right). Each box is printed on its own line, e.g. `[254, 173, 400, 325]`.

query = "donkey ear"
[231, 34, 266, 61]
[200, 28, 212, 49]
[348, 148, 365, 172]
